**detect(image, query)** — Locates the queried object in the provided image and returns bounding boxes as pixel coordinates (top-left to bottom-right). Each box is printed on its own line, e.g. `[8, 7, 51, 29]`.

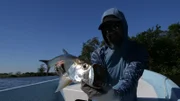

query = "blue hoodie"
[91, 8, 149, 101]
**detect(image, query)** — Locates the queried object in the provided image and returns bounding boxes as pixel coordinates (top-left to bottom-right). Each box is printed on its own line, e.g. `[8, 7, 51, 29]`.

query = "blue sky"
[0, 0, 180, 73]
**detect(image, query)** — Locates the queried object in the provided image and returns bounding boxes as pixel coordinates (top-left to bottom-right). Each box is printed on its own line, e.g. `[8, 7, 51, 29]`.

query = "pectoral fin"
[55, 74, 72, 93]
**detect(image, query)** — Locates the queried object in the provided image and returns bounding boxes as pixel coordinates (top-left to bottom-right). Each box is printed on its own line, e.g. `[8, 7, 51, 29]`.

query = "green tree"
[168, 22, 180, 38]
[79, 37, 101, 64]
[130, 23, 180, 75]
[38, 64, 46, 75]
[15, 71, 21, 77]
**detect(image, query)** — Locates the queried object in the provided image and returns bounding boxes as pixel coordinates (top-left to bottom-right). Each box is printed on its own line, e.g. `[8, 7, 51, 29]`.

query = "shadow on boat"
[53, 91, 65, 101]
[138, 97, 168, 101]
[138, 87, 180, 101]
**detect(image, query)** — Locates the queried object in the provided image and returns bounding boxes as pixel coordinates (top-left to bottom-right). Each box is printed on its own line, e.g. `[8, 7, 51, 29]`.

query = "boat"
[0, 69, 179, 101]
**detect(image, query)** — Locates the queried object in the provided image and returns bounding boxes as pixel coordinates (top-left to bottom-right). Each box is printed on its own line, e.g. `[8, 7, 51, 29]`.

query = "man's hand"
[81, 80, 107, 99]
[81, 64, 109, 99]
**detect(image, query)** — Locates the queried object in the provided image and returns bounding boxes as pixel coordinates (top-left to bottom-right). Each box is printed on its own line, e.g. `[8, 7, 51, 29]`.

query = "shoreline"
[0, 72, 57, 78]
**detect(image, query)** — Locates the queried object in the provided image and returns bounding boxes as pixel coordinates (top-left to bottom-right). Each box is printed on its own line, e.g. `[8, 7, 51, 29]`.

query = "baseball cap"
[98, 8, 123, 30]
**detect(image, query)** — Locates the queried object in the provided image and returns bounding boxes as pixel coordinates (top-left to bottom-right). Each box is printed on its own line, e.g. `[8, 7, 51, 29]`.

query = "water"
[0, 76, 179, 91]
[0, 76, 58, 90]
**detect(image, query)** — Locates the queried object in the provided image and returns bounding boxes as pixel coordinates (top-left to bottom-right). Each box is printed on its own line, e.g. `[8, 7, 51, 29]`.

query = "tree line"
[0, 64, 56, 78]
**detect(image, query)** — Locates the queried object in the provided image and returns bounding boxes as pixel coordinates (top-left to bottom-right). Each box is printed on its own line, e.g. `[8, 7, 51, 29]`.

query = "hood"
[99, 8, 128, 49]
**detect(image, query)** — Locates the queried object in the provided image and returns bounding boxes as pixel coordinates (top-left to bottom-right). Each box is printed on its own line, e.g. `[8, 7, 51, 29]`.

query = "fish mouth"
[55, 63, 66, 76]
[60, 64, 66, 74]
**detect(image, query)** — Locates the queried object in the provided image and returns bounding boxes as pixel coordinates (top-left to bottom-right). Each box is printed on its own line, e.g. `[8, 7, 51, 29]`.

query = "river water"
[0, 76, 179, 91]
[0, 76, 58, 90]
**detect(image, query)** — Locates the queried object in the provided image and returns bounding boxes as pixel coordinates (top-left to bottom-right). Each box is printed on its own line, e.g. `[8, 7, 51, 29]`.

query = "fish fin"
[39, 60, 50, 75]
[74, 59, 82, 64]
[55, 74, 72, 93]
[39, 60, 49, 65]
[62, 49, 69, 54]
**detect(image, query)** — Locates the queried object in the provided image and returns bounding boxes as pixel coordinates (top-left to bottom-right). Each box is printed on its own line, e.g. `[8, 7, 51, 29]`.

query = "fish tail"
[39, 60, 50, 74]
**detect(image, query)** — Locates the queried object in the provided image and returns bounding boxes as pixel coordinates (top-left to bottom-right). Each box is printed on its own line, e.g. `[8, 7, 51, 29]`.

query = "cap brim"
[98, 18, 121, 30]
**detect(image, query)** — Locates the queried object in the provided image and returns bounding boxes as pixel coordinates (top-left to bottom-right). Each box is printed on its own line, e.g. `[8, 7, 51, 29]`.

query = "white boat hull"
[0, 70, 179, 101]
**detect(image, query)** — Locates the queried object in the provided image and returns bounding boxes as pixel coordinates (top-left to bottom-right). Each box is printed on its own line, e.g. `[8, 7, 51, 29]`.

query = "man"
[80, 8, 149, 101]
[56, 8, 149, 101]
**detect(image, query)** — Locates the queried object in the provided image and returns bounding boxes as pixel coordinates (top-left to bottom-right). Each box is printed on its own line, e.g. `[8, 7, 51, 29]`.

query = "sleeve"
[112, 45, 149, 96]
[91, 50, 102, 65]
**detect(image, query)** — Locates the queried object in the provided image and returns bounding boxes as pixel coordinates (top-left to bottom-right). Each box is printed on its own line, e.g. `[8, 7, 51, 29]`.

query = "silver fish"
[40, 49, 120, 101]
[39, 49, 93, 93]
[39, 49, 78, 75]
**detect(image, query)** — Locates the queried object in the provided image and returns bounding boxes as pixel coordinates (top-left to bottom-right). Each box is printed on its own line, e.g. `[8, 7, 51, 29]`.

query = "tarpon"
[39, 49, 120, 101]
[39, 49, 93, 93]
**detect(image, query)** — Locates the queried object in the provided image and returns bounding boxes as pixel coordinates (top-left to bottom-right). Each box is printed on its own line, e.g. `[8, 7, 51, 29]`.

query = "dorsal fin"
[62, 49, 69, 54]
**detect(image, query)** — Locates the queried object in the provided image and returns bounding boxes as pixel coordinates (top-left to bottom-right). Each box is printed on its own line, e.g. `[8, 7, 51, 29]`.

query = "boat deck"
[62, 78, 161, 101]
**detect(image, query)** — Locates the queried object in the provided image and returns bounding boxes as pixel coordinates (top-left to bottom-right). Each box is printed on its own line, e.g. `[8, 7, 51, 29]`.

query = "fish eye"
[82, 64, 88, 69]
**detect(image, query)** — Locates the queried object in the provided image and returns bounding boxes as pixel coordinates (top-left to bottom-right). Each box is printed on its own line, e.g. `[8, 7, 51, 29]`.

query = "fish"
[39, 49, 93, 93]
[39, 49, 120, 101]
[39, 49, 78, 76]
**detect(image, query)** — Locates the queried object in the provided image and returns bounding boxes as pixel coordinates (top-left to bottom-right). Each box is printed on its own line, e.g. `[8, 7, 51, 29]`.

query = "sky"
[0, 0, 180, 73]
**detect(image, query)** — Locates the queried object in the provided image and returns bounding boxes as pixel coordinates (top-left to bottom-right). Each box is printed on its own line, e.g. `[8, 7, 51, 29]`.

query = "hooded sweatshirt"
[91, 8, 149, 101]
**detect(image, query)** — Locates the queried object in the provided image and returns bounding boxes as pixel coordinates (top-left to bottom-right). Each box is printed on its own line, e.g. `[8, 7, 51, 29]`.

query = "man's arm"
[91, 49, 103, 65]
[113, 45, 149, 96]
[112, 61, 147, 95]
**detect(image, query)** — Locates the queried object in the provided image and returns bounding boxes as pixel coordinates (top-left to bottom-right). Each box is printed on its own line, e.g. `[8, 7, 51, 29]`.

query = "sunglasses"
[101, 23, 121, 34]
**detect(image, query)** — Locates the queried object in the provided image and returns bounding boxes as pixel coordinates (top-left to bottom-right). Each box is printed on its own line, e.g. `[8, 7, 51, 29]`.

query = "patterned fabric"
[90, 42, 149, 101]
